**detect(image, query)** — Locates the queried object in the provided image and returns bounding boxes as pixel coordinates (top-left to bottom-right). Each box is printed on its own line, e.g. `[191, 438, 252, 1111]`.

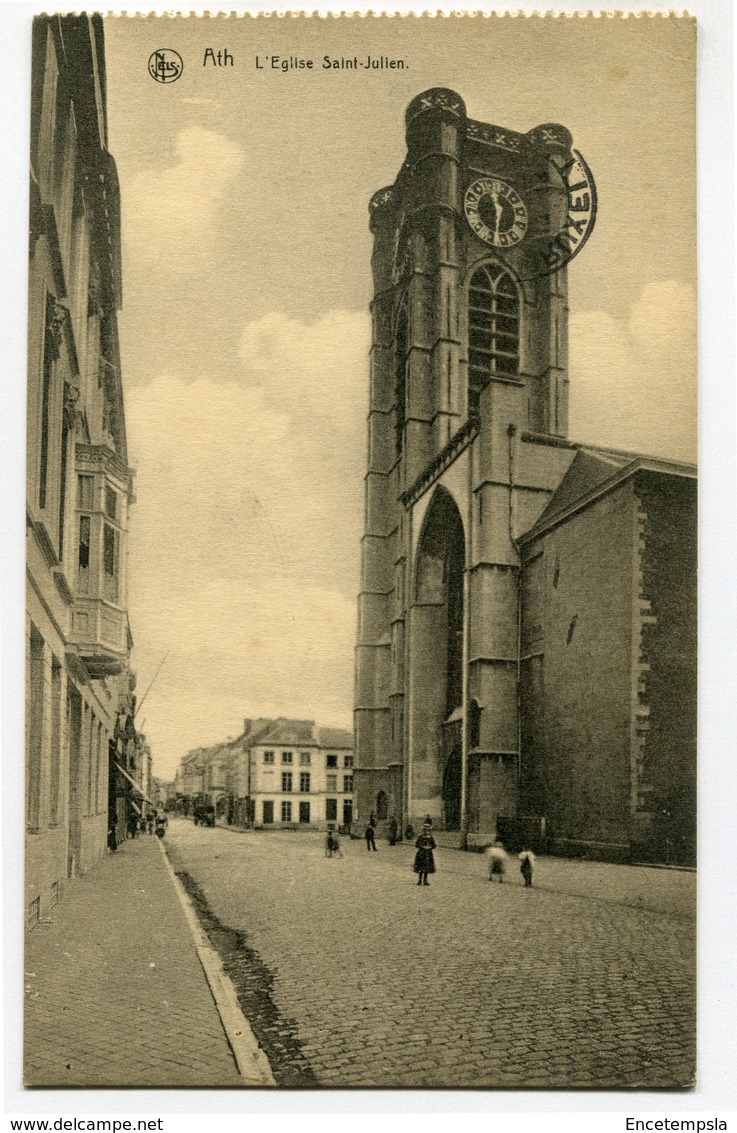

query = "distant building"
[354, 88, 696, 864]
[245, 720, 354, 831]
[26, 15, 139, 923]
[152, 777, 176, 811]
[174, 718, 355, 831]
[175, 738, 240, 817]
[175, 748, 208, 810]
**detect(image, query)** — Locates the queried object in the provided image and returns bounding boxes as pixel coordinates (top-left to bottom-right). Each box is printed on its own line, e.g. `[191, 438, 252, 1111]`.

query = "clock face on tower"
[464, 177, 528, 248]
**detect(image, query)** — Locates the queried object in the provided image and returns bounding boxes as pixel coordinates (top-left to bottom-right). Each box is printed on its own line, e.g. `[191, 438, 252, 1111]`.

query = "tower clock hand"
[490, 187, 503, 239]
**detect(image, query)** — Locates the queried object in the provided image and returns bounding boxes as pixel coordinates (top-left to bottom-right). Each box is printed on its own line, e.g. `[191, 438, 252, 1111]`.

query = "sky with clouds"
[102, 15, 696, 778]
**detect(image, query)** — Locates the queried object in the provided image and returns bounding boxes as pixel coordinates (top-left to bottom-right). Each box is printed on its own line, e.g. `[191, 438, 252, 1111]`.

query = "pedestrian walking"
[388, 815, 398, 845]
[365, 821, 378, 852]
[128, 813, 139, 839]
[413, 823, 436, 886]
[488, 840, 508, 882]
[518, 849, 536, 887]
[146, 813, 154, 834]
[325, 824, 342, 858]
[155, 812, 168, 839]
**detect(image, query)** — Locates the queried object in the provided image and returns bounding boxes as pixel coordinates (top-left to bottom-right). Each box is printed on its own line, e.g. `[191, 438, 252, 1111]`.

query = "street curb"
[157, 838, 276, 1087]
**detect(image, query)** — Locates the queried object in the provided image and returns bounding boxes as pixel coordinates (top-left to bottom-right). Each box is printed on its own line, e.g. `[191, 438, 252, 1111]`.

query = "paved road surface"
[25, 834, 242, 1087]
[165, 818, 695, 1090]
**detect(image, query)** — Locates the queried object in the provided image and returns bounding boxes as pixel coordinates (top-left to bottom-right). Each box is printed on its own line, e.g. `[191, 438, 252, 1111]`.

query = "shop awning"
[114, 761, 155, 806]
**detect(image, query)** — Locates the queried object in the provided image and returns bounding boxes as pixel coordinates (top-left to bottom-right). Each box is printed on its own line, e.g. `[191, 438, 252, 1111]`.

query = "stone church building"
[353, 89, 696, 865]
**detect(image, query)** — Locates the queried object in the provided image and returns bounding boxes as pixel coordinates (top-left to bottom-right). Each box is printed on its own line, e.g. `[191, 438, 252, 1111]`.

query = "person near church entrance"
[414, 823, 436, 885]
[518, 849, 535, 887]
[365, 820, 378, 851]
[388, 816, 399, 845]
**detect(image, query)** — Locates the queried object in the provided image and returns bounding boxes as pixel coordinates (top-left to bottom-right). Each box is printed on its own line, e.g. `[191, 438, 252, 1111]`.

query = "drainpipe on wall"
[404, 503, 413, 833]
[508, 424, 523, 793]
[460, 441, 473, 851]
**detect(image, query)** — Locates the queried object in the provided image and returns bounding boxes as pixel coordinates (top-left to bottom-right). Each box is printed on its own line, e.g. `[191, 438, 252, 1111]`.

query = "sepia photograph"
[21, 10, 701, 1092]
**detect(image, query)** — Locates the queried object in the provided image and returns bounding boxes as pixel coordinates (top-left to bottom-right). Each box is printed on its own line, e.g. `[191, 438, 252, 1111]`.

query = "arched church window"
[468, 264, 520, 415]
[394, 305, 408, 457]
[376, 790, 388, 821]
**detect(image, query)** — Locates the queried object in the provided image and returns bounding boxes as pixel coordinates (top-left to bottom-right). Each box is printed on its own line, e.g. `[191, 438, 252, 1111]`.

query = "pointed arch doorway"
[408, 486, 465, 831]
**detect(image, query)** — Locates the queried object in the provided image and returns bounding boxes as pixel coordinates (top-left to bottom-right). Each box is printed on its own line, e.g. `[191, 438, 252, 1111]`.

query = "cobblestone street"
[165, 818, 696, 1090]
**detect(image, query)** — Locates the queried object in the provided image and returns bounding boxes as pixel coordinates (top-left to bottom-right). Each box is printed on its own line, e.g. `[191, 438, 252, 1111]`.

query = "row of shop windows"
[262, 798, 353, 824]
[262, 750, 353, 768]
[277, 772, 353, 792]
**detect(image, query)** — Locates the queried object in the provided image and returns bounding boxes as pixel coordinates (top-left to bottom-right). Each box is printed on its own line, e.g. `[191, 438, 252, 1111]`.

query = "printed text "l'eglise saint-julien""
[255, 55, 407, 71]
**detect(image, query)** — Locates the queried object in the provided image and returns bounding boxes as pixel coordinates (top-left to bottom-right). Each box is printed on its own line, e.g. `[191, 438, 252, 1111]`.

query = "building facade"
[175, 738, 240, 817]
[26, 15, 138, 924]
[518, 456, 696, 863]
[175, 719, 355, 832]
[353, 89, 696, 864]
[246, 721, 354, 831]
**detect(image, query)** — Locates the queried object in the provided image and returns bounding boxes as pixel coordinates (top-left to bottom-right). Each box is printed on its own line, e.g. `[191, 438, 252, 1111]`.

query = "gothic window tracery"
[468, 264, 520, 414]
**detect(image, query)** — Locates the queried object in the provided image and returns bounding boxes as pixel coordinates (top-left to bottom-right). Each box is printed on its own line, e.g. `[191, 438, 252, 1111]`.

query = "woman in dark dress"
[413, 823, 436, 886]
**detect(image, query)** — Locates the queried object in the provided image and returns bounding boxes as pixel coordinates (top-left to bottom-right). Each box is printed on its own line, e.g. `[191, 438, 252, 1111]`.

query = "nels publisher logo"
[148, 49, 183, 83]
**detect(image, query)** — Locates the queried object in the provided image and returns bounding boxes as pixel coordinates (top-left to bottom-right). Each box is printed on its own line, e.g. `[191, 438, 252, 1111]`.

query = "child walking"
[325, 824, 342, 858]
[487, 840, 508, 882]
[518, 849, 536, 887]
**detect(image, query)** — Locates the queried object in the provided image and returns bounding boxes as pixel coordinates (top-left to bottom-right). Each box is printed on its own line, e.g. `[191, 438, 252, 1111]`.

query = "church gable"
[525, 448, 628, 535]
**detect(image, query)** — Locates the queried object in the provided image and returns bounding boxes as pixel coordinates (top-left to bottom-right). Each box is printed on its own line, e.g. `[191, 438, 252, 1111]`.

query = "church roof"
[519, 446, 696, 545]
[532, 449, 628, 528]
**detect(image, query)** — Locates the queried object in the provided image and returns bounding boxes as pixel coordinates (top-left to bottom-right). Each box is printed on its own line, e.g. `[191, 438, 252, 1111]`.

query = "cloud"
[130, 578, 356, 772]
[125, 309, 368, 775]
[239, 309, 370, 435]
[122, 127, 245, 271]
[569, 280, 697, 463]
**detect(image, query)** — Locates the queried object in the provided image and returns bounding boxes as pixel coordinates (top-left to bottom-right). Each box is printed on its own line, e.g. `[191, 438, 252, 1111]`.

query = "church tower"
[354, 88, 585, 840]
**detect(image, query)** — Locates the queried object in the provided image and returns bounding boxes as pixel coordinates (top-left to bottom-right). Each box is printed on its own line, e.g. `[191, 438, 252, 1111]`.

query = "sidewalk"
[24, 834, 245, 1088]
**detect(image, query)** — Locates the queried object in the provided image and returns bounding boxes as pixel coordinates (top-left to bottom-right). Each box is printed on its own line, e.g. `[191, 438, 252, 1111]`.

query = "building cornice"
[401, 415, 479, 509]
[75, 442, 132, 488]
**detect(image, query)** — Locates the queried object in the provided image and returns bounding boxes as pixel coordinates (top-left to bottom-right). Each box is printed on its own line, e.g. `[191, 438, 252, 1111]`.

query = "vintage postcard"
[23, 11, 698, 1091]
